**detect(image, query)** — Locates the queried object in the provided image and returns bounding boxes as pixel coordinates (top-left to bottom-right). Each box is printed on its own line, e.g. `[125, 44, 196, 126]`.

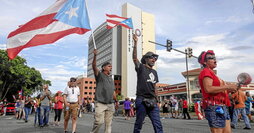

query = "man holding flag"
[6, 0, 91, 59]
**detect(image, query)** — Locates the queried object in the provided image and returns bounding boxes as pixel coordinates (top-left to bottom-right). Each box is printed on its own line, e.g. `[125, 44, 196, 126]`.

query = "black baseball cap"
[141, 51, 159, 64]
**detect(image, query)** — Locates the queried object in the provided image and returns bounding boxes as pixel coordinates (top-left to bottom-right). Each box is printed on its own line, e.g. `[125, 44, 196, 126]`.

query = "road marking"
[4, 117, 13, 120]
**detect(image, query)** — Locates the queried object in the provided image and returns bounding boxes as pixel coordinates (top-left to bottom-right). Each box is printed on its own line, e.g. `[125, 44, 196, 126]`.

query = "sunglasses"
[70, 80, 76, 82]
[148, 56, 158, 61]
[206, 56, 216, 60]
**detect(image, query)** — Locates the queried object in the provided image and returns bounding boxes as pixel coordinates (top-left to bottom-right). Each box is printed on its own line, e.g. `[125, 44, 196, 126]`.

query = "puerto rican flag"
[18, 89, 22, 99]
[106, 14, 133, 29]
[7, 0, 91, 59]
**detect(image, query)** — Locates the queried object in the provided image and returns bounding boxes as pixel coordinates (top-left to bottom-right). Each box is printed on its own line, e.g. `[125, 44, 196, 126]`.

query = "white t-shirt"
[63, 86, 80, 103]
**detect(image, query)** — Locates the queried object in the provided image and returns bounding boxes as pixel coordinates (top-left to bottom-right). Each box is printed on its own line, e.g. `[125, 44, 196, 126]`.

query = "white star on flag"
[65, 7, 79, 19]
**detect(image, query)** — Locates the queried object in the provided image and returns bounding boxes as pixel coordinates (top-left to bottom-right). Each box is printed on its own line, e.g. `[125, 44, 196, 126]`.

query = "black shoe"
[231, 126, 235, 129]
[25, 120, 28, 123]
[243, 127, 251, 130]
[44, 124, 49, 127]
[64, 131, 67, 133]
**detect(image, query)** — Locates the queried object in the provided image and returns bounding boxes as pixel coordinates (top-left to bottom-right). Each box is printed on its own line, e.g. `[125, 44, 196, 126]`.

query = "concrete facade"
[86, 3, 156, 99]
[121, 3, 156, 98]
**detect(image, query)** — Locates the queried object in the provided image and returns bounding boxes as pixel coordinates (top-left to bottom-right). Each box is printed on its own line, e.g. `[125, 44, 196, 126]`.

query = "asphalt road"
[0, 112, 253, 133]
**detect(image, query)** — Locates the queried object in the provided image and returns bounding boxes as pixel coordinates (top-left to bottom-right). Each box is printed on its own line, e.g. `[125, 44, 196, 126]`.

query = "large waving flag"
[7, 0, 91, 59]
[106, 14, 133, 29]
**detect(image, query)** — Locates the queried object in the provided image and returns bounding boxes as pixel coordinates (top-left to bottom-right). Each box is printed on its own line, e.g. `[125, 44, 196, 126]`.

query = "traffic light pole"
[149, 40, 197, 104]
[148, 41, 198, 58]
[185, 49, 191, 104]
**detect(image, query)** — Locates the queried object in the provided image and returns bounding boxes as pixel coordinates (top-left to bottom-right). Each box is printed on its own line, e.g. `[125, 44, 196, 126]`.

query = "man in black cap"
[132, 34, 163, 133]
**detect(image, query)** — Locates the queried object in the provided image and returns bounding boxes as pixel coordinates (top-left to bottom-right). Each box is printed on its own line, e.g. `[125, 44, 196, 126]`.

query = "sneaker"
[44, 124, 49, 127]
[25, 120, 28, 123]
[243, 127, 251, 130]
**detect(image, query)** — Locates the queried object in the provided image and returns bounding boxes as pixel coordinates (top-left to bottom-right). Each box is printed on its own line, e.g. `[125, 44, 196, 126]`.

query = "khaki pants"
[91, 102, 115, 133]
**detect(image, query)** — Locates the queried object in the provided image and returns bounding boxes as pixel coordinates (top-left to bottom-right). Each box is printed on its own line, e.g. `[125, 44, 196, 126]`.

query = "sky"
[1, 0, 254, 94]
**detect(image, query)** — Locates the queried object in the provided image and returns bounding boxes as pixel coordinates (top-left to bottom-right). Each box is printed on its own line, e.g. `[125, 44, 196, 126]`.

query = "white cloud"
[156, 33, 254, 84]
[60, 56, 87, 69]
[205, 16, 251, 25]
[0, 44, 6, 50]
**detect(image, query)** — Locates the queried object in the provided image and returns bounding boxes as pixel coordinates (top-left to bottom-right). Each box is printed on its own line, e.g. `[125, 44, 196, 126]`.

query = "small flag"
[12, 95, 16, 100]
[18, 89, 23, 98]
[106, 14, 133, 29]
[7, 0, 91, 59]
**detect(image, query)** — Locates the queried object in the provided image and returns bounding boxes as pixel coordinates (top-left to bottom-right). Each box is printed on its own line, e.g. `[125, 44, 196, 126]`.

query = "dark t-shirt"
[135, 64, 159, 98]
[25, 100, 32, 108]
[94, 71, 115, 104]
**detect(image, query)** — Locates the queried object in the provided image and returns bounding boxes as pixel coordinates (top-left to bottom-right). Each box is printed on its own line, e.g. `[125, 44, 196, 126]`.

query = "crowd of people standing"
[1, 36, 254, 133]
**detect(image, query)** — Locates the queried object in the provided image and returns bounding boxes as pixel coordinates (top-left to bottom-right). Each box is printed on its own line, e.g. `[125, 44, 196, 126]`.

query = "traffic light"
[166, 39, 172, 52]
[188, 47, 193, 58]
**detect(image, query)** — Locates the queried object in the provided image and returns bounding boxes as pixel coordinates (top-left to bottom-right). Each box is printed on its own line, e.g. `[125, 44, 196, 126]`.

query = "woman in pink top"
[54, 91, 64, 126]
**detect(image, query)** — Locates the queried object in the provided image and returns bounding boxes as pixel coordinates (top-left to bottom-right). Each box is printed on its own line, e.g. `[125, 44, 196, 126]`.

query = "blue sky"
[1, 0, 254, 93]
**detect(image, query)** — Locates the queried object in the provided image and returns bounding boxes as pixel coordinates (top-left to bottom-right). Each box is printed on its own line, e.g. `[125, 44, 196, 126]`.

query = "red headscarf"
[198, 50, 215, 65]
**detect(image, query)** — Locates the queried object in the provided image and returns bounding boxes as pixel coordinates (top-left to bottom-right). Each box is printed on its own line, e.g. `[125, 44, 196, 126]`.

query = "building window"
[85, 87, 88, 89]
[84, 92, 87, 94]
[89, 87, 92, 89]
[85, 81, 88, 84]
[90, 81, 93, 84]
[89, 92, 92, 95]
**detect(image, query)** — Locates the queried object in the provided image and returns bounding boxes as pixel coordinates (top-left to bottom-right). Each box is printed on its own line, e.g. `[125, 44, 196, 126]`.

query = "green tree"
[0, 50, 51, 101]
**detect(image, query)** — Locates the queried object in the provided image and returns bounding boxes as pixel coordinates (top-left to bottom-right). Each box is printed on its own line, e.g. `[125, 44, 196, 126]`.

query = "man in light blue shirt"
[245, 92, 253, 123]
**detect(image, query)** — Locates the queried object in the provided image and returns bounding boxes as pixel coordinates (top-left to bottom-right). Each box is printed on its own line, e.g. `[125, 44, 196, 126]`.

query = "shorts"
[64, 103, 78, 120]
[171, 107, 175, 112]
[174, 106, 178, 111]
[245, 108, 251, 115]
[15, 107, 20, 112]
[163, 108, 169, 113]
[204, 106, 230, 128]
[125, 109, 130, 116]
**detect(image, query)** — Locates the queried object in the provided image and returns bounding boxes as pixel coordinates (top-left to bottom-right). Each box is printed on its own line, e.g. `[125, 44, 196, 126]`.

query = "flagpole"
[84, 0, 97, 49]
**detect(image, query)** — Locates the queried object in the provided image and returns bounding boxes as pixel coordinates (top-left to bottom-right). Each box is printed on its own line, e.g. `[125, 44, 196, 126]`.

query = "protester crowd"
[1, 35, 254, 133]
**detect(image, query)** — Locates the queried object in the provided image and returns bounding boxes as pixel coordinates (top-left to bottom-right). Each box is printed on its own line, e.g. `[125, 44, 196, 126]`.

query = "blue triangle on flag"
[121, 18, 133, 29]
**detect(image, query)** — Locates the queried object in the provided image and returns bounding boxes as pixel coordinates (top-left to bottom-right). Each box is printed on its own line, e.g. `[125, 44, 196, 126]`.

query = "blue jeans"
[34, 107, 40, 125]
[24, 107, 31, 121]
[245, 108, 251, 115]
[133, 98, 163, 133]
[40, 105, 50, 126]
[231, 108, 251, 128]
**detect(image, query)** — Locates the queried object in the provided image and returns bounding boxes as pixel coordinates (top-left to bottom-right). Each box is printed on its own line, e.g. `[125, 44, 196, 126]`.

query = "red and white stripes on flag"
[6, 0, 90, 59]
[106, 14, 128, 29]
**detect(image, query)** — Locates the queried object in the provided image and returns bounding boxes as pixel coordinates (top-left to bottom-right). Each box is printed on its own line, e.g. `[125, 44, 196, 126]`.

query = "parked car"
[5, 103, 15, 115]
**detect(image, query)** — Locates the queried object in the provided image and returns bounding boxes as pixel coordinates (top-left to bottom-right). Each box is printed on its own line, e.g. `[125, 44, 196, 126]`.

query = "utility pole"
[149, 40, 197, 104]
